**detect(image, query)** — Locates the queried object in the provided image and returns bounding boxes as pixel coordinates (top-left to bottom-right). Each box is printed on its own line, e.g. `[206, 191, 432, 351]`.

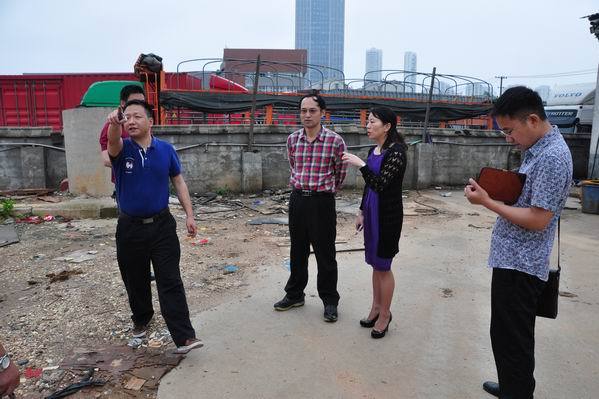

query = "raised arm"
[106, 108, 125, 158]
[465, 179, 553, 231]
[359, 149, 406, 192]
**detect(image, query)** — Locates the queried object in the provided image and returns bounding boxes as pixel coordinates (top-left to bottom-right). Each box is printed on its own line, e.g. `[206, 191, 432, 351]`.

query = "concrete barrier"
[0, 127, 65, 190]
[14, 107, 593, 194]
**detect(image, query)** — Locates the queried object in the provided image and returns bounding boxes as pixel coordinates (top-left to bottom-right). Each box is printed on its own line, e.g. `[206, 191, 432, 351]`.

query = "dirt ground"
[1, 188, 453, 398]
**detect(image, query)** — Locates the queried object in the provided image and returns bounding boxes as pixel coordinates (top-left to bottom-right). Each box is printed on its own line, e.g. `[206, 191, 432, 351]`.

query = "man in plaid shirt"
[274, 94, 347, 322]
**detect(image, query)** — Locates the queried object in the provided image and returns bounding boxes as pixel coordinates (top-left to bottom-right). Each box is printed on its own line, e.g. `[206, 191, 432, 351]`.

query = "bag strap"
[557, 217, 561, 272]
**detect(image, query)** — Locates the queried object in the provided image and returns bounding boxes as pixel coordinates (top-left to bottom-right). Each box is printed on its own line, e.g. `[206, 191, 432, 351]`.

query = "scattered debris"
[559, 291, 578, 298]
[24, 367, 43, 379]
[147, 339, 163, 348]
[191, 238, 211, 246]
[247, 217, 288, 225]
[0, 188, 53, 196]
[124, 376, 146, 391]
[440, 192, 452, 197]
[16, 215, 43, 224]
[468, 224, 490, 229]
[46, 269, 84, 283]
[326, 247, 365, 253]
[59, 178, 69, 192]
[0, 224, 19, 247]
[277, 238, 347, 247]
[53, 249, 97, 263]
[223, 265, 239, 274]
[45, 368, 106, 399]
[38, 196, 61, 203]
[0, 189, 395, 398]
[128, 338, 143, 349]
[41, 369, 65, 385]
[441, 288, 454, 298]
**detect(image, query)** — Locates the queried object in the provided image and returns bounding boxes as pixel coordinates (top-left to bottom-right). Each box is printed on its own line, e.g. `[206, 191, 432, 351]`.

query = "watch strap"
[0, 354, 10, 371]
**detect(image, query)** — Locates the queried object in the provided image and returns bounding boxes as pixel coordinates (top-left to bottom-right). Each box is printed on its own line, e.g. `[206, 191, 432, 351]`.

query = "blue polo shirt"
[111, 137, 181, 217]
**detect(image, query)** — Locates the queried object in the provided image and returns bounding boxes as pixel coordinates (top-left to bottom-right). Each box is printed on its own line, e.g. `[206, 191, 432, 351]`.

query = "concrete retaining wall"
[0, 128, 65, 190]
[0, 107, 591, 193]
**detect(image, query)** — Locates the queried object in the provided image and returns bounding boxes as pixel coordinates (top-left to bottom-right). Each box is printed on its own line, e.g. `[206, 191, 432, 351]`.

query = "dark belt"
[293, 189, 334, 197]
[120, 208, 170, 224]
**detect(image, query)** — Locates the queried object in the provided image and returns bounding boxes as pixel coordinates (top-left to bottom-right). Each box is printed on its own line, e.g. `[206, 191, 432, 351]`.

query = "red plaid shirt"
[287, 126, 347, 192]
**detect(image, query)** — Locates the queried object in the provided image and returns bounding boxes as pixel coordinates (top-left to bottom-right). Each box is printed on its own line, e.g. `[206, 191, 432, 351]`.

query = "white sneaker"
[173, 338, 204, 354]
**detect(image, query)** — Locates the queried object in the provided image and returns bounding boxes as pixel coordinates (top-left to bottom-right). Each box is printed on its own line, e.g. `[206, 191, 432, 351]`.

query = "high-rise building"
[295, 0, 345, 86]
[365, 48, 383, 82]
[466, 82, 488, 97]
[403, 51, 417, 88]
[438, 81, 451, 96]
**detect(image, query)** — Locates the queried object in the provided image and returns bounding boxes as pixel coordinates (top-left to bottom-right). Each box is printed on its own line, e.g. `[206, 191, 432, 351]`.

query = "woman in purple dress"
[343, 107, 407, 339]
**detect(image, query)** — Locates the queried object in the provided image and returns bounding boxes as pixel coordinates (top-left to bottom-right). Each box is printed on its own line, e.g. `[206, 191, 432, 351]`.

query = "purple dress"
[363, 151, 393, 271]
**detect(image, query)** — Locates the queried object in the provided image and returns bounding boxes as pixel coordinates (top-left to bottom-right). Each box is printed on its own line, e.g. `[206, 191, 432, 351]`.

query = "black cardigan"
[359, 143, 407, 258]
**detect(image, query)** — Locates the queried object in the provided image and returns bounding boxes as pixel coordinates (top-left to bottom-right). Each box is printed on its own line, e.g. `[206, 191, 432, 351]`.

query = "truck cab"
[545, 83, 594, 133]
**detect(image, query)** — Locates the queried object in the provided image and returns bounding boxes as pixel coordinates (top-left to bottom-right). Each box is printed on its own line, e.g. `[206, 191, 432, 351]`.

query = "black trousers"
[284, 191, 339, 306]
[116, 211, 195, 346]
[491, 268, 546, 399]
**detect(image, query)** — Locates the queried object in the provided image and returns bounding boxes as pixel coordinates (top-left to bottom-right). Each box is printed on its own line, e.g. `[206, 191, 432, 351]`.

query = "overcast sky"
[1, 0, 598, 93]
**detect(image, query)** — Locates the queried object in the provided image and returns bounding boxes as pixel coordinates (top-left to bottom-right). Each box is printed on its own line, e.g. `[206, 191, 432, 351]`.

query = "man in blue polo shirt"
[107, 99, 202, 354]
[465, 86, 572, 398]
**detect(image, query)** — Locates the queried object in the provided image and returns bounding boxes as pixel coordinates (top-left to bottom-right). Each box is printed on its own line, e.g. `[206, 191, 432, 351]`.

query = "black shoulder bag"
[536, 219, 561, 319]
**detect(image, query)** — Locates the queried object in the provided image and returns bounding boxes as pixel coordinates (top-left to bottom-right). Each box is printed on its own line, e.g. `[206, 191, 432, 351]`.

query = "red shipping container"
[0, 72, 201, 132]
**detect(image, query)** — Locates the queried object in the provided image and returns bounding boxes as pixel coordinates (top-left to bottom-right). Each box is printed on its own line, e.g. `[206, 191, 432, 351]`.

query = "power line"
[505, 68, 596, 79]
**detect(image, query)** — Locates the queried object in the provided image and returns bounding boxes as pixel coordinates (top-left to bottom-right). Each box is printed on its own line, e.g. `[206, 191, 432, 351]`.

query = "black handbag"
[536, 219, 561, 319]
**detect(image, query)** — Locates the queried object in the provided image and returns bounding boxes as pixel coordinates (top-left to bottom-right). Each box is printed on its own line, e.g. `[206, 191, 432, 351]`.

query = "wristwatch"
[0, 354, 10, 371]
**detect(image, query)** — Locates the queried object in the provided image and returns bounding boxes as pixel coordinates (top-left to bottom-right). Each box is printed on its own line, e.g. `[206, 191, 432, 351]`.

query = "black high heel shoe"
[371, 313, 392, 339]
[359, 313, 379, 328]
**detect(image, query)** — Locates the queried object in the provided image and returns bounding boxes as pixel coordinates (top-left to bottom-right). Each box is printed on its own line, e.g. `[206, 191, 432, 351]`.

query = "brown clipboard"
[477, 167, 526, 205]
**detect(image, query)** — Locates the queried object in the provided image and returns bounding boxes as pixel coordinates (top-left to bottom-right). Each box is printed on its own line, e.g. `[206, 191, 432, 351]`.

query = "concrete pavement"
[159, 191, 599, 399]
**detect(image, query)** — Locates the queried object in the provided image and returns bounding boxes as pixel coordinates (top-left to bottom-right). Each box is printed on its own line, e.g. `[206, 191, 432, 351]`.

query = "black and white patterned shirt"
[488, 126, 573, 281]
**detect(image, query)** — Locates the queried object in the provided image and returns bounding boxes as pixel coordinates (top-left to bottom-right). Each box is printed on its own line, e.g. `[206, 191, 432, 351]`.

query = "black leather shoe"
[359, 314, 379, 328]
[274, 296, 305, 311]
[323, 304, 338, 322]
[371, 313, 392, 339]
[482, 381, 500, 397]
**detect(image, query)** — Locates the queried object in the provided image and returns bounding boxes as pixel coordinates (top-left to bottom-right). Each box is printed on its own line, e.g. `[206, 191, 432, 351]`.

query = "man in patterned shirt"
[274, 93, 347, 322]
[465, 86, 572, 399]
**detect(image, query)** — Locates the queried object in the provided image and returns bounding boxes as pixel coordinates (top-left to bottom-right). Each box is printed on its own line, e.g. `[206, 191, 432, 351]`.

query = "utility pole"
[248, 54, 261, 152]
[422, 67, 436, 143]
[495, 75, 507, 96]
[584, 13, 599, 178]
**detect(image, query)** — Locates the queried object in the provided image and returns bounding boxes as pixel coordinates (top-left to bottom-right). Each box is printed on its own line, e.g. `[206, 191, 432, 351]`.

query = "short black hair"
[299, 93, 326, 110]
[492, 86, 547, 121]
[120, 85, 145, 102]
[123, 99, 153, 118]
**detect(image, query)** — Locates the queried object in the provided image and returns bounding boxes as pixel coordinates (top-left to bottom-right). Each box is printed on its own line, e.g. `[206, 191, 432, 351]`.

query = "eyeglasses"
[499, 114, 531, 137]
[500, 128, 514, 137]
[300, 108, 320, 115]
